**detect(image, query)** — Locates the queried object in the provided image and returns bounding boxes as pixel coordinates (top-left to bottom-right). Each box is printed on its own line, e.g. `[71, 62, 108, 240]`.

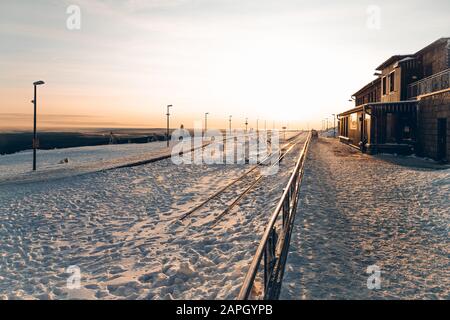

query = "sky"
[0, 0, 449, 130]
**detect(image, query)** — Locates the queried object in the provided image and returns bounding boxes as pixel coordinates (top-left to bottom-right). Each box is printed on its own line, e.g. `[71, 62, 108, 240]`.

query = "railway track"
[112, 130, 302, 171]
[237, 131, 312, 300]
[179, 132, 306, 227]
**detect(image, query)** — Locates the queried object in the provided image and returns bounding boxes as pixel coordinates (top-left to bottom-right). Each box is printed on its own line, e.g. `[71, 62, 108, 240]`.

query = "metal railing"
[407, 68, 450, 99]
[237, 131, 312, 300]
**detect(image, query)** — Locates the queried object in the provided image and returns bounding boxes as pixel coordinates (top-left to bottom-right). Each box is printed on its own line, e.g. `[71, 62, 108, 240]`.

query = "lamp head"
[33, 80, 45, 86]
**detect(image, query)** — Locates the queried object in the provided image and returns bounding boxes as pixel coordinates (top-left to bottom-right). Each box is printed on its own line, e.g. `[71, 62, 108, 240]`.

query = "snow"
[320, 128, 338, 138]
[0, 132, 307, 300]
[0, 139, 205, 185]
[280, 138, 450, 299]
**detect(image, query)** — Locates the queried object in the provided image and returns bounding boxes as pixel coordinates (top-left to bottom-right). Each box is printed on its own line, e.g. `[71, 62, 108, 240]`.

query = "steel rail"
[109, 133, 252, 171]
[210, 139, 302, 227]
[179, 133, 303, 221]
[237, 131, 312, 300]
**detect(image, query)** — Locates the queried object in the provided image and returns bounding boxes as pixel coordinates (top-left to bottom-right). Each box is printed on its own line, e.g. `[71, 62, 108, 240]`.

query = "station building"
[338, 38, 450, 161]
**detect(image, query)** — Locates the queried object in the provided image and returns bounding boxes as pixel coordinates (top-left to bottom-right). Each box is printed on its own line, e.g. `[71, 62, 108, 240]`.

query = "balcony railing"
[407, 68, 450, 99]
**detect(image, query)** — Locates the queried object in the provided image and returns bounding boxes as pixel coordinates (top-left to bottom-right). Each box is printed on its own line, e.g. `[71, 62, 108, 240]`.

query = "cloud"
[0, 113, 128, 130]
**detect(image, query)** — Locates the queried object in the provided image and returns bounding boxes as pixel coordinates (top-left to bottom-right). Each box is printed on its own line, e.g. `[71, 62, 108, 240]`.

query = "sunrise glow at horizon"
[1, 0, 449, 130]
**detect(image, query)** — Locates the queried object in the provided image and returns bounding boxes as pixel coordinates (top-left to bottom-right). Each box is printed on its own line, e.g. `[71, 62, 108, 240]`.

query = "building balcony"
[407, 68, 450, 99]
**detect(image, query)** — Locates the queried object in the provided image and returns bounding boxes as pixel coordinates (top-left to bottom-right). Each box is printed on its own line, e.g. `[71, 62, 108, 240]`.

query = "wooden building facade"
[339, 101, 418, 154]
[338, 38, 450, 161]
[353, 78, 381, 106]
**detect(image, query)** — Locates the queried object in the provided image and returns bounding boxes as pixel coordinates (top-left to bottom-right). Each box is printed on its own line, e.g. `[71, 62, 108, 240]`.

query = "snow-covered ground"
[320, 127, 338, 138]
[280, 138, 450, 299]
[0, 140, 191, 185]
[0, 132, 306, 300]
[0, 132, 297, 185]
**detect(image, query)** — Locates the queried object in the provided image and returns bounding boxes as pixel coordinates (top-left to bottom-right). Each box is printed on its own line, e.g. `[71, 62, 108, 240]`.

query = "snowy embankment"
[0, 131, 294, 184]
[0, 132, 306, 300]
[320, 128, 338, 138]
[280, 138, 450, 299]
[0, 139, 207, 185]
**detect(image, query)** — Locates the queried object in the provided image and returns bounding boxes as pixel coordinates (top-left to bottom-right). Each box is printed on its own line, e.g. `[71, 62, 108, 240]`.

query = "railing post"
[292, 184, 295, 197]
[264, 226, 277, 293]
[282, 188, 287, 226]
[271, 227, 277, 257]
[263, 245, 268, 295]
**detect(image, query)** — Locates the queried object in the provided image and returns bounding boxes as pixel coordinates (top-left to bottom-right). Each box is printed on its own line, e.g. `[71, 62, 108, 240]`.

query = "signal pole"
[32, 80, 45, 171]
[332, 114, 336, 137]
[204, 112, 209, 137]
[166, 104, 172, 147]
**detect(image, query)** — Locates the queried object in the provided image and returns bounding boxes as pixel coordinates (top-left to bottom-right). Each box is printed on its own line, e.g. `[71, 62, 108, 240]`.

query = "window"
[382, 77, 387, 95]
[350, 113, 357, 130]
[389, 71, 395, 92]
[424, 64, 432, 77]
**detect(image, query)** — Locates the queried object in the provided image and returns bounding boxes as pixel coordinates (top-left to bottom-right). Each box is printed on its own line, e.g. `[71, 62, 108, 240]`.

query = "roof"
[338, 105, 363, 117]
[375, 55, 414, 71]
[414, 37, 450, 56]
[338, 101, 419, 117]
[375, 37, 450, 70]
[352, 78, 381, 97]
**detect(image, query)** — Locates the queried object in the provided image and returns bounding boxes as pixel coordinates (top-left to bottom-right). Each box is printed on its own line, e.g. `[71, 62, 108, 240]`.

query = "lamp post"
[332, 114, 336, 138]
[32, 80, 45, 171]
[349, 96, 355, 104]
[229, 115, 232, 135]
[166, 105, 172, 147]
[204, 112, 209, 137]
[256, 118, 259, 133]
[245, 118, 248, 133]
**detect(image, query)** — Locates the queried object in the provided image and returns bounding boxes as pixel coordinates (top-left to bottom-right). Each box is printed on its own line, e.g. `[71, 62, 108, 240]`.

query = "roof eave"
[375, 55, 413, 71]
[352, 78, 381, 97]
